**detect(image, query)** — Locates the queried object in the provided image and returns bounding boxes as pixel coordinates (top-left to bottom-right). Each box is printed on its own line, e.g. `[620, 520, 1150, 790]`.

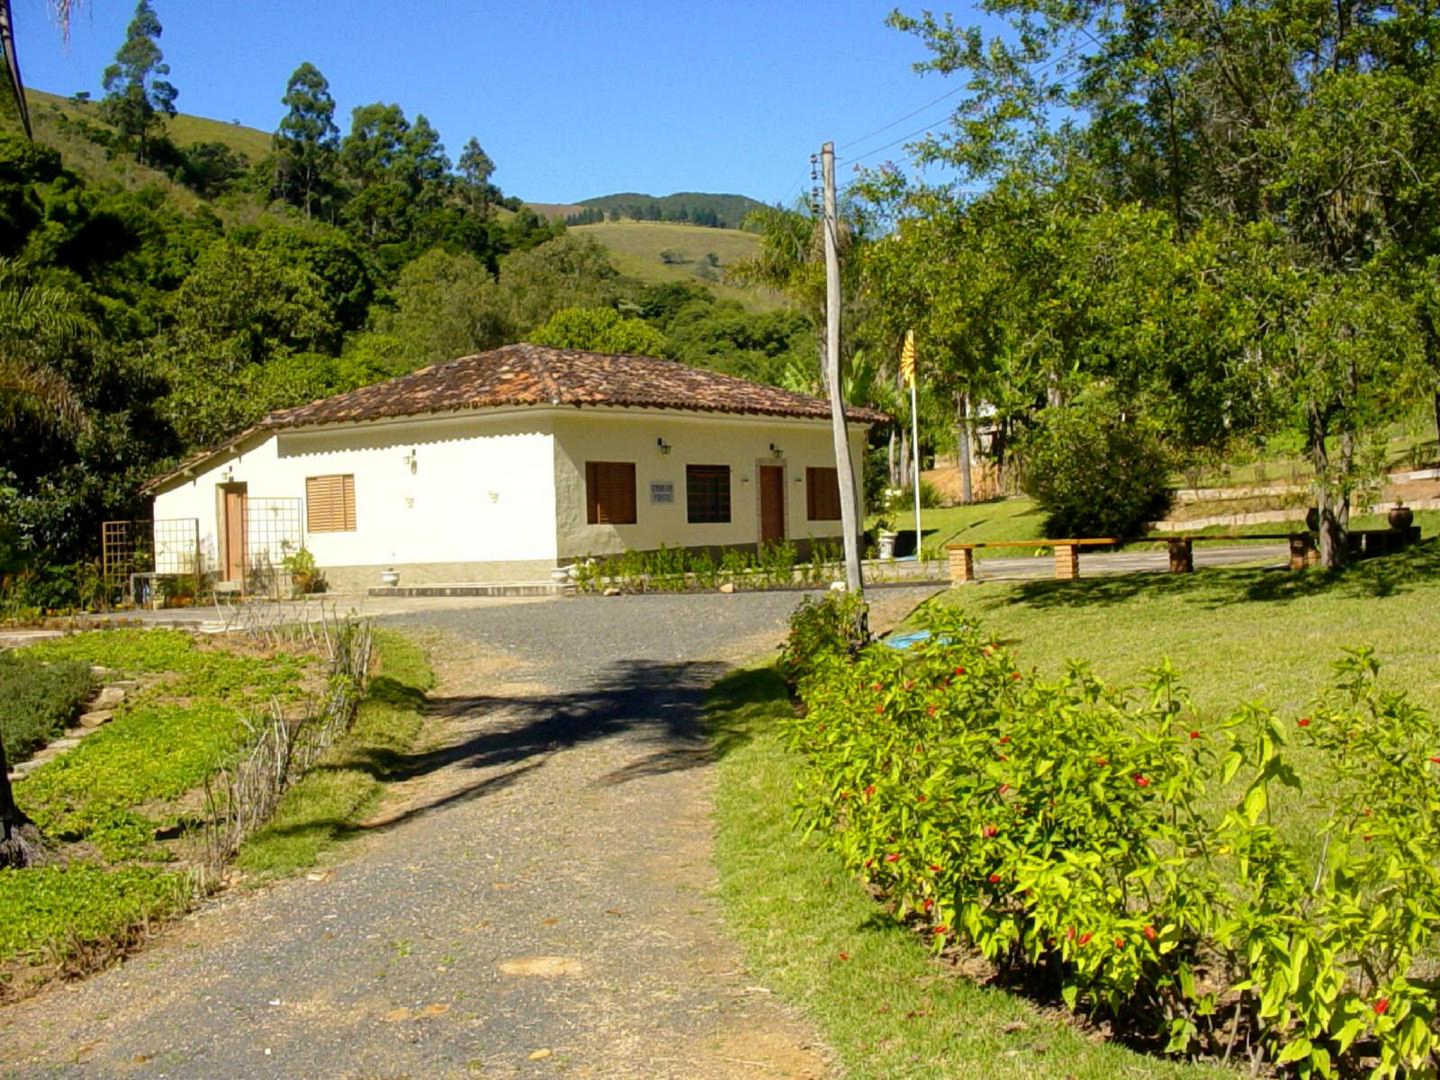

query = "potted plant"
[282, 545, 323, 595]
[875, 514, 898, 560]
[380, 567, 400, 587]
[1388, 500, 1414, 531]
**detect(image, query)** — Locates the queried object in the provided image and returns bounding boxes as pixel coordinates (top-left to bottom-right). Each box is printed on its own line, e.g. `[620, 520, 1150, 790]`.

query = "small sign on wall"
[650, 482, 675, 504]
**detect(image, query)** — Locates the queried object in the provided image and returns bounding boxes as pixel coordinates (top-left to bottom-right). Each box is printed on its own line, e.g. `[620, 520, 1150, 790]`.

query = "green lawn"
[913, 538, 1440, 723]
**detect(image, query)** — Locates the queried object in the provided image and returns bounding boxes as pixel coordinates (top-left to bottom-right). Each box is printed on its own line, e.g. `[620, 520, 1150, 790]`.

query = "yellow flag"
[899, 329, 917, 386]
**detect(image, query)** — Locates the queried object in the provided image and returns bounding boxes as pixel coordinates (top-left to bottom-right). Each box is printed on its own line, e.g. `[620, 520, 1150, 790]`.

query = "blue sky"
[13, 0, 981, 205]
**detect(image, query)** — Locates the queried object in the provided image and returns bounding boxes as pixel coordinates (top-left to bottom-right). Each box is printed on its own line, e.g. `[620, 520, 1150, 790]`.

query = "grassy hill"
[571, 220, 782, 311]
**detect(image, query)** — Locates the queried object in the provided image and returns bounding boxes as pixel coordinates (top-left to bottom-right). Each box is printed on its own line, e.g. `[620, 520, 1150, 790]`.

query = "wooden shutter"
[806, 467, 841, 520]
[306, 474, 356, 532]
[586, 462, 637, 524]
[686, 465, 731, 523]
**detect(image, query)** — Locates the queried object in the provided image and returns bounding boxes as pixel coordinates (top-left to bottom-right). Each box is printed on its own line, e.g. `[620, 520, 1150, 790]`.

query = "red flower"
[863, 784, 876, 798]
[1298, 717, 1311, 728]
[864, 858, 874, 868]
[905, 679, 915, 691]
[838, 951, 849, 961]
[1011, 672, 1022, 682]
[1143, 925, 1157, 941]
[1114, 937, 1125, 950]
[1189, 730, 1202, 740]
[1134, 775, 1151, 788]
[998, 735, 1011, 745]
[954, 666, 966, 676]
[1078, 931, 1093, 946]
[1095, 757, 1109, 766]
[983, 824, 998, 838]
[1066, 927, 1076, 941]
[923, 898, 934, 912]
[1429, 756, 1440, 765]
[928, 863, 941, 873]
[933, 925, 948, 935]
[916, 794, 928, 803]
[1374, 998, 1390, 1015]
[988, 873, 1002, 884]
[875, 703, 885, 714]
[885, 853, 900, 863]
[927, 704, 938, 717]
[870, 681, 882, 692]
[998, 783, 1010, 795]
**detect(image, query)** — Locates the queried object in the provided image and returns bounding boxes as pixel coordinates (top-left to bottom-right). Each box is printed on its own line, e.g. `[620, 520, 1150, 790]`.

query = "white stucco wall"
[150, 412, 559, 577]
[552, 407, 869, 560]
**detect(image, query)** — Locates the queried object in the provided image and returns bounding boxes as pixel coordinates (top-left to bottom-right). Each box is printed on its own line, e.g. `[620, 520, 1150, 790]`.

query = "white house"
[143, 343, 886, 592]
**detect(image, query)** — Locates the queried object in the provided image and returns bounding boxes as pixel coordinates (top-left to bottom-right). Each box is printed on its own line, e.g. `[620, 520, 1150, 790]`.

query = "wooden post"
[1167, 538, 1194, 573]
[1054, 543, 1079, 580]
[1288, 533, 1317, 571]
[948, 546, 974, 585]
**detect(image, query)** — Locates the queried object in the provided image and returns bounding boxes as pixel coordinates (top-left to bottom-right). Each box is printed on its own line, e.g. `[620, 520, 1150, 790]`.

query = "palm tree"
[1, 0, 78, 139]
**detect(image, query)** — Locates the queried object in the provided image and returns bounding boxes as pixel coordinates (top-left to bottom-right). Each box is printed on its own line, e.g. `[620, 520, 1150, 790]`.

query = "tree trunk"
[1310, 406, 1347, 570]
[957, 391, 974, 505]
[0, 730, 40, 868]
[887, 428, 898, 489]
[1433, 389, 1439, 462]
[898, 428, 911, 490]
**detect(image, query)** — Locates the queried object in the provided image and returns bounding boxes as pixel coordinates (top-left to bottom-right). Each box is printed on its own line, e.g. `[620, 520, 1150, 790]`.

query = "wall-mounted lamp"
[403, 448, 417, 474]
[769, 442, 784, 459]
[221, 464, 234, 482]
[656, 437, 672, 455]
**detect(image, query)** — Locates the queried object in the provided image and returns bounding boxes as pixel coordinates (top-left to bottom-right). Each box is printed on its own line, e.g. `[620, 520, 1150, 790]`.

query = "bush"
[0, 653, 94, 762]
[778, 592, 869, 690]
[1020, 392, 1173, 538]
[783, 615, 1440, 1077]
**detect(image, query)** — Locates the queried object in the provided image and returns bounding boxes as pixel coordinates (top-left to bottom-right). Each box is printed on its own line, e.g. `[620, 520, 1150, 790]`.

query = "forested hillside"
[0, 5, 810, 607]
[562, 192, 766, 228]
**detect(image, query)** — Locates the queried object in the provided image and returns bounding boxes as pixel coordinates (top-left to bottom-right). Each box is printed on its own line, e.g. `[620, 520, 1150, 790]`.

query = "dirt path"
[0, 587, 938, 1078]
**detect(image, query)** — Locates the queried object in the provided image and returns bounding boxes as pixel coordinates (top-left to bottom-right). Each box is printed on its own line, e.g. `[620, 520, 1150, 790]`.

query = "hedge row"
[781, 598, 1440, 1078]
[0, 654, 95, 763]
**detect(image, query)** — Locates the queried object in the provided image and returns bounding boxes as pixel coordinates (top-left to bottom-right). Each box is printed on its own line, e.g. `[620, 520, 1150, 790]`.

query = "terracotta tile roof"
[142, 345, 888, 493]
[266, 343, 889, 428]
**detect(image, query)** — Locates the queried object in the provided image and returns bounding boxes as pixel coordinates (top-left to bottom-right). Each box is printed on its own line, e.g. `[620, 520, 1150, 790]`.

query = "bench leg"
[1168, 538, 1193, 573]
[948, 547, 974, 585]
[1054, 544, 1079, 581]
[1289, 533, 1317, 571]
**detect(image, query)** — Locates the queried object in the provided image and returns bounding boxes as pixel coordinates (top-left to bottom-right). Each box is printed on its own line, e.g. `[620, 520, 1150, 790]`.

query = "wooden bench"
[947, 533, 1316, 584]
[946, 538, 1120, 583]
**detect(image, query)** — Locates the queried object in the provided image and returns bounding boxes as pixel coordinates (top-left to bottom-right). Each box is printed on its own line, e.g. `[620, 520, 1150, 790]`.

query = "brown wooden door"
[759, 465, 784, 544]
[222, 484, 248, 582]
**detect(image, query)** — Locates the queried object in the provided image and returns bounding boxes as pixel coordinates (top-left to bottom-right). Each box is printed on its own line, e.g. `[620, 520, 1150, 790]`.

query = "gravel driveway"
[0, 586, 940, 1078]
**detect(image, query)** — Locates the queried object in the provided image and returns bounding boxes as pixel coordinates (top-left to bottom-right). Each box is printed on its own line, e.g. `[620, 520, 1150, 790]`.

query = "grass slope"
[30, 88, 272, 160]
[571, 220, 782, 311]
[710, 667, 1229, 1079]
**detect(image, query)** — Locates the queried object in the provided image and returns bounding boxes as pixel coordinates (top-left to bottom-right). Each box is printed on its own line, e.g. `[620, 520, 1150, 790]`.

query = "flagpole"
[910, 376, 922, 560]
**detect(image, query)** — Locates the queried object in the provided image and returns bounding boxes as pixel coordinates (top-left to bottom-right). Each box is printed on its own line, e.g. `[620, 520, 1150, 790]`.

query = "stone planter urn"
[1388, 502, 1414, 531]
[380, 567, 400, 587]
[550, 567, 571, 585]
[877, 530, 898, 560]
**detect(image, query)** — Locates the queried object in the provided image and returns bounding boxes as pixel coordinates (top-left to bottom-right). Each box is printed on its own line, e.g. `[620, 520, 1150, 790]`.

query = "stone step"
[78, 710, 114, 728]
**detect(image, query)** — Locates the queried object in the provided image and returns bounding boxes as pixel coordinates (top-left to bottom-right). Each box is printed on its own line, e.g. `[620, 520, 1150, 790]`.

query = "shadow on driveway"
[267, 656, 751, 842]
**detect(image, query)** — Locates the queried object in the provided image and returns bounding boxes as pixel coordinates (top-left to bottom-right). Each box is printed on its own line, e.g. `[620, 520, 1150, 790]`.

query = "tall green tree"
[274, 62, 339, 220]
[457, 136, 495, 214]
[0, 258, 90, 869]
[100, 0, 178, 164]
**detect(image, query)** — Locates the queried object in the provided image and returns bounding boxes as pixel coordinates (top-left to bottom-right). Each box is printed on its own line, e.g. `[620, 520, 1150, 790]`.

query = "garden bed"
[0, 622, 430, 1002]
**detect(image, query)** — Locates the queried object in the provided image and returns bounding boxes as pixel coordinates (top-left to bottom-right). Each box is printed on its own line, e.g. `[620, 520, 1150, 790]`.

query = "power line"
[836, 83, 966, 153]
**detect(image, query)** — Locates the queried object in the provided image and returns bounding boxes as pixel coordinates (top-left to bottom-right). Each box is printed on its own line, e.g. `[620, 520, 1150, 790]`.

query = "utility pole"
[822, 141, 865, 601]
